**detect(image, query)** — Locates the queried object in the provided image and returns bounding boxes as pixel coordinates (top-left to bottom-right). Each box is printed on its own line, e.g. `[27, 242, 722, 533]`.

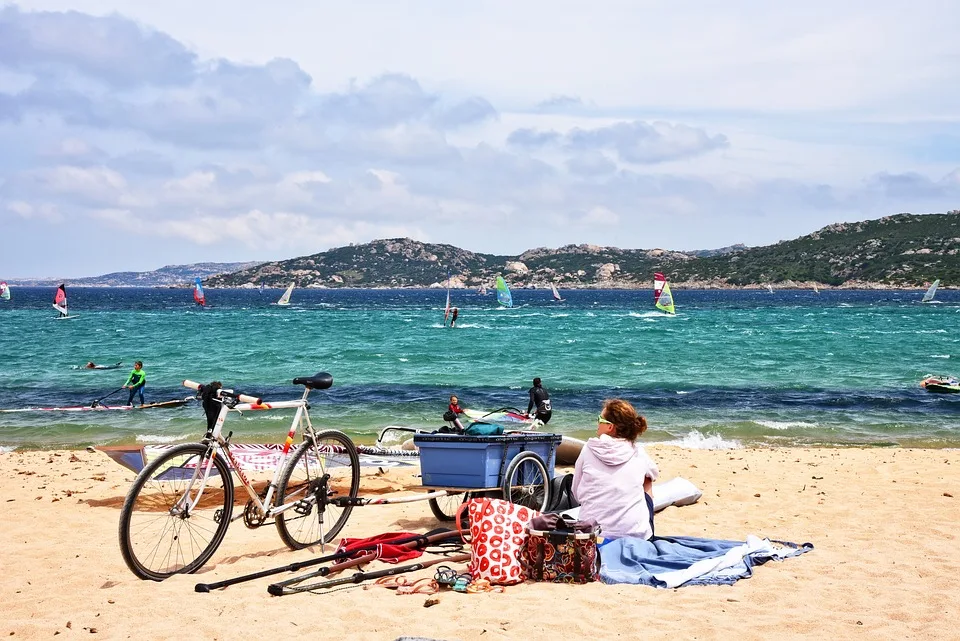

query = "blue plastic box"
[413, 433, 562, 489]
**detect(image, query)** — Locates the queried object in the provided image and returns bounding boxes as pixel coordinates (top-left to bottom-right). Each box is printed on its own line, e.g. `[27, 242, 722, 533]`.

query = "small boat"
[275, 282, 295, 306]
[495, 275, 513, 308]
[654, 272, 675, 315]
[193, 278, 206, 307]
[920, 375, 960, 394]
[0, 281, 9, 301]
[551, 283, 564, 302]
[921, 279, 940, 304]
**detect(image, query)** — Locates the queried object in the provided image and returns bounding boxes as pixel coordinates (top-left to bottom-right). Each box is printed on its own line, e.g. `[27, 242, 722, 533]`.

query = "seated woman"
[572, 399, 659, 540]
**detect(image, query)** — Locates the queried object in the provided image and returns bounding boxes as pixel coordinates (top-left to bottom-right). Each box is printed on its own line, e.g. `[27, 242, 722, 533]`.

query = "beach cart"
[412, 432, 562, 520]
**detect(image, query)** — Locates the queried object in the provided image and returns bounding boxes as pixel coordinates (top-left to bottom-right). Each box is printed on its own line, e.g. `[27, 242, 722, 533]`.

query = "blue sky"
[1, 1, 959, 278]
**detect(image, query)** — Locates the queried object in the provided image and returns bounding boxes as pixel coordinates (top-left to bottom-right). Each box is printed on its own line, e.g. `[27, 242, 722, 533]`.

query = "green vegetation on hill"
[206, 211, 960, 289]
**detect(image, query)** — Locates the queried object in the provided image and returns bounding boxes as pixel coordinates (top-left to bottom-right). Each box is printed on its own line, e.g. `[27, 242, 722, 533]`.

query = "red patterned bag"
[457, 497, 538, 585]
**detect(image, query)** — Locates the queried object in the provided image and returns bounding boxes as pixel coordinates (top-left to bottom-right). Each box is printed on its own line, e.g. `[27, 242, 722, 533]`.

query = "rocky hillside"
[11, 262, 262, 287]
[206, 210, 960, 289]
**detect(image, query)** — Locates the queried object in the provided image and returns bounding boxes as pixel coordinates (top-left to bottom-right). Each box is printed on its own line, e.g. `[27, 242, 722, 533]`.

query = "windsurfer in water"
[526, 377, 552, 425]
[123, 361, 146, 406]
[450, 307, 459, 327]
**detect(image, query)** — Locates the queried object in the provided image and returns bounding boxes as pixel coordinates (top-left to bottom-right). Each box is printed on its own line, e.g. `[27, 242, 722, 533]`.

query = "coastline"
[4, 444, 957, 639]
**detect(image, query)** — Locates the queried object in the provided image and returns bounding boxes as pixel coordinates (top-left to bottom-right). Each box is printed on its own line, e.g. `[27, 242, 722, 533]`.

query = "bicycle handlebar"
[182, 379, 262, 405]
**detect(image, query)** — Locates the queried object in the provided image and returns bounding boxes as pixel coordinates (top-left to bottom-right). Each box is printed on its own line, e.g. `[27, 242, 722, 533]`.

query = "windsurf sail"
[53, 284, 68, 316]
[922, 279, 940, 303]
[767, 284, 774, 294]
[654, 275, 675, 315]
[654, 272, 667, 303]
[193, 277, 206, 306]
[479, 284, 488, 295]
[551, 284, 563, 302]
[495, 275, 513, 308]
[443, 272, 451, 323]
[277, 282, 294, 306]
[0, 281, 9, 301]
[813, 283, 820, 294]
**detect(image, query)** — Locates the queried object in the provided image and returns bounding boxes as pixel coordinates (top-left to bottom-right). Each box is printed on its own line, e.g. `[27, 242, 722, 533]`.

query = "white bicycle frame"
[179, 382, 323, 522]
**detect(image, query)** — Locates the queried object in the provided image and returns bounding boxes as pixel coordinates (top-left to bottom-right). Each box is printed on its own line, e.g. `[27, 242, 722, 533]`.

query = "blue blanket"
[599, 534, 813, 587]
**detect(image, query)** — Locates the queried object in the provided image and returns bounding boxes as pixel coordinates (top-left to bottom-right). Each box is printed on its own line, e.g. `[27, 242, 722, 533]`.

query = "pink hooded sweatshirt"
[571, 434, 659, 540]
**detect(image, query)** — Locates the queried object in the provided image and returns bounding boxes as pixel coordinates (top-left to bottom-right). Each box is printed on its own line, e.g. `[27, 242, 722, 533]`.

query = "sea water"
[0, 287, 957, 450]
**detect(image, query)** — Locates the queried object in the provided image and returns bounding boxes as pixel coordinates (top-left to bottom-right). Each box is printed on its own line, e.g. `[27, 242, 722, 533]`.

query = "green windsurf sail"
[495, 275, 513, 307]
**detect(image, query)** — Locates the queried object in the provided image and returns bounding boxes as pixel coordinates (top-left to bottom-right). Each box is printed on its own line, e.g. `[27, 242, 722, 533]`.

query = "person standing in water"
[526, 377, 552, 424]
[450, 307, 459, 327]
[123, 361, 146, 406]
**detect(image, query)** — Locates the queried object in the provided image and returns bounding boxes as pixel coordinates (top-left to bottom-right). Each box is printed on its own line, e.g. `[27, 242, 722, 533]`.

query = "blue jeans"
[127, 385, 145, 406]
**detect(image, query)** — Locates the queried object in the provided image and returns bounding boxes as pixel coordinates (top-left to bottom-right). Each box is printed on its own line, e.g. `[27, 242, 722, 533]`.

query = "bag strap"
[455, 500, 472, 543]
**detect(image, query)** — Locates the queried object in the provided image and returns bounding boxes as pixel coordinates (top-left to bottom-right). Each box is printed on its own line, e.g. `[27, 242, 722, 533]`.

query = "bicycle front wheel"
[118, 443, 234, 581]
[275, 430, 360, 549]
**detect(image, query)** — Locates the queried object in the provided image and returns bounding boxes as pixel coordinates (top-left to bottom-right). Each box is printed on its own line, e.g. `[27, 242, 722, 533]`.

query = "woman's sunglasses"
[597, 414, 613, 425]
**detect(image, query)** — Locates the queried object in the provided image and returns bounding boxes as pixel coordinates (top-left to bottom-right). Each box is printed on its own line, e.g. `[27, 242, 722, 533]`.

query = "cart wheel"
[501, 452, 551, 512]
[429, 492, 471, 525]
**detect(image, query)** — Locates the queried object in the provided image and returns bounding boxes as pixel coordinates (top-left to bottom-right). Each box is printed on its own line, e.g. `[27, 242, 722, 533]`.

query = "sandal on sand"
[396, 578, 439, 595]
[372, 575, 410, 590]
[465, 578, 504, 594]
[434, 565, 459, 587]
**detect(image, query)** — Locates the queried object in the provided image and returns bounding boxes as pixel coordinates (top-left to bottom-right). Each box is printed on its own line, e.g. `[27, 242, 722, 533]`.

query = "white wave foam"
[664, 430, 741, 450]
[136, 433, 188, 444]
[398, 357, 409, 362]
[629, 311, 663, 318]
[0, 445, 16, 453]
[931, 354, 951, 359]
[755, 420, 818, 430]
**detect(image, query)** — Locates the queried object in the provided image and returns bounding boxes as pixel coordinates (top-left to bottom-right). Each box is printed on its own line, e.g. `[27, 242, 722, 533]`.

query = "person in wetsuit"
[123, 361, 146, 406]
[450, 307, 459, 327]
[527, 377, 552, 424]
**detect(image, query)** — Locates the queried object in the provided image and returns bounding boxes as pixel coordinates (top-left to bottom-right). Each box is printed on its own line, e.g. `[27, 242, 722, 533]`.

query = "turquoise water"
[1, 287, 958, 450]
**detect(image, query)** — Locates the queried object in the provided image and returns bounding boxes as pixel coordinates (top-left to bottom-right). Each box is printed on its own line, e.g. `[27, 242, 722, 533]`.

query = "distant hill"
[205, 211, 960, 289]
[10, 262, 262, 287]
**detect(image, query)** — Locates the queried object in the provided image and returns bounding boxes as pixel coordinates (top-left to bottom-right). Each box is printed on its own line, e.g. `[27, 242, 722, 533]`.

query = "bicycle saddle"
[292, 372, 333, 389]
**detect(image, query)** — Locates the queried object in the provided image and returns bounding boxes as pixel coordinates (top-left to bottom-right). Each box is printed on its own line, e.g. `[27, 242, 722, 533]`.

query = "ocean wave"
[931, 354, 951, 359]
[663, 430, 741, 450]
[136, 433, 189, 444]
[755, 420, 819, 430]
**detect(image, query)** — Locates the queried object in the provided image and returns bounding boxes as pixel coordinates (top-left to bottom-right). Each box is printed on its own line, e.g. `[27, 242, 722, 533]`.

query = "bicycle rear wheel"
[118, 443, 234, 581]
[275, 430, 360, 549]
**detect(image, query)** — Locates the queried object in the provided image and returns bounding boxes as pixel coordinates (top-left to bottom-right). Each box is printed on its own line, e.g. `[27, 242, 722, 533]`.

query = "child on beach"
[123, 361, 146, 406]
[444, 395, 466, 431]
[572, 398, 659, 540]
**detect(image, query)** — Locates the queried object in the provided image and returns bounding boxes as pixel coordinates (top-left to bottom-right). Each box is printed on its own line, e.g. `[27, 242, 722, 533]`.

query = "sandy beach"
[3, 445, 958, 640]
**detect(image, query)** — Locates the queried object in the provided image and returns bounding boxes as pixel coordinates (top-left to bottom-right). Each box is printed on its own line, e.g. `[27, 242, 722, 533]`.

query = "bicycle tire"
[118, 443, 234, 581]
[275, 430, 360, 550]
[428, 492, 471, 524]
[500, 451, 551, 512]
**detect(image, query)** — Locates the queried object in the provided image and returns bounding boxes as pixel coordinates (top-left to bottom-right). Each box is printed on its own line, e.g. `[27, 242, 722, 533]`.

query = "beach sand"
[2, 445, 957, 640]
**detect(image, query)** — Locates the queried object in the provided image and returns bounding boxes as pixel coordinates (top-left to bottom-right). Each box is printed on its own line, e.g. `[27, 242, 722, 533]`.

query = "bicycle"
[118, 372, 360, 581]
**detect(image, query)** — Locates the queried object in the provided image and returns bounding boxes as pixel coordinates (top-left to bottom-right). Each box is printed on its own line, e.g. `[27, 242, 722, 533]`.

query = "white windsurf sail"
[0, 281, 9, 301]
[922, 279, 940, 303]
[443, 273, 451, 323]
[767, 284, 774, 294]
[276, 282, 295, 306]
[813, 283, 820, 294]
[551, 284, 563, 302]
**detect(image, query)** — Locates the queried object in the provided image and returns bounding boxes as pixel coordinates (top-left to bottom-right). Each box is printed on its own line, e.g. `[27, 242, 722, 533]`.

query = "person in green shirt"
[124, 361, 146, 406]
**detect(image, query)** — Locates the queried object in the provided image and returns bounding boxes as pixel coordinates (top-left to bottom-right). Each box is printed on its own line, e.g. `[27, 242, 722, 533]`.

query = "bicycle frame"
[184, 387, 320, 522]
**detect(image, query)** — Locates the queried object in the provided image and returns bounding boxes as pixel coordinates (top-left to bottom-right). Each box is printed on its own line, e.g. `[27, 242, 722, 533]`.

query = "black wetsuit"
[527, 384, 552, 424]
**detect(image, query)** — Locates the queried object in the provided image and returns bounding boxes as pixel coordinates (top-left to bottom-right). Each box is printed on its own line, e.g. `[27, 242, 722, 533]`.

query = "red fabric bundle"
[335, 532, 425, 563]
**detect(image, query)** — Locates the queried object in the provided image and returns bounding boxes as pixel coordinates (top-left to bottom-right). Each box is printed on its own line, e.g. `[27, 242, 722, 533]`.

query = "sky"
[1, 1, 959, 278]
